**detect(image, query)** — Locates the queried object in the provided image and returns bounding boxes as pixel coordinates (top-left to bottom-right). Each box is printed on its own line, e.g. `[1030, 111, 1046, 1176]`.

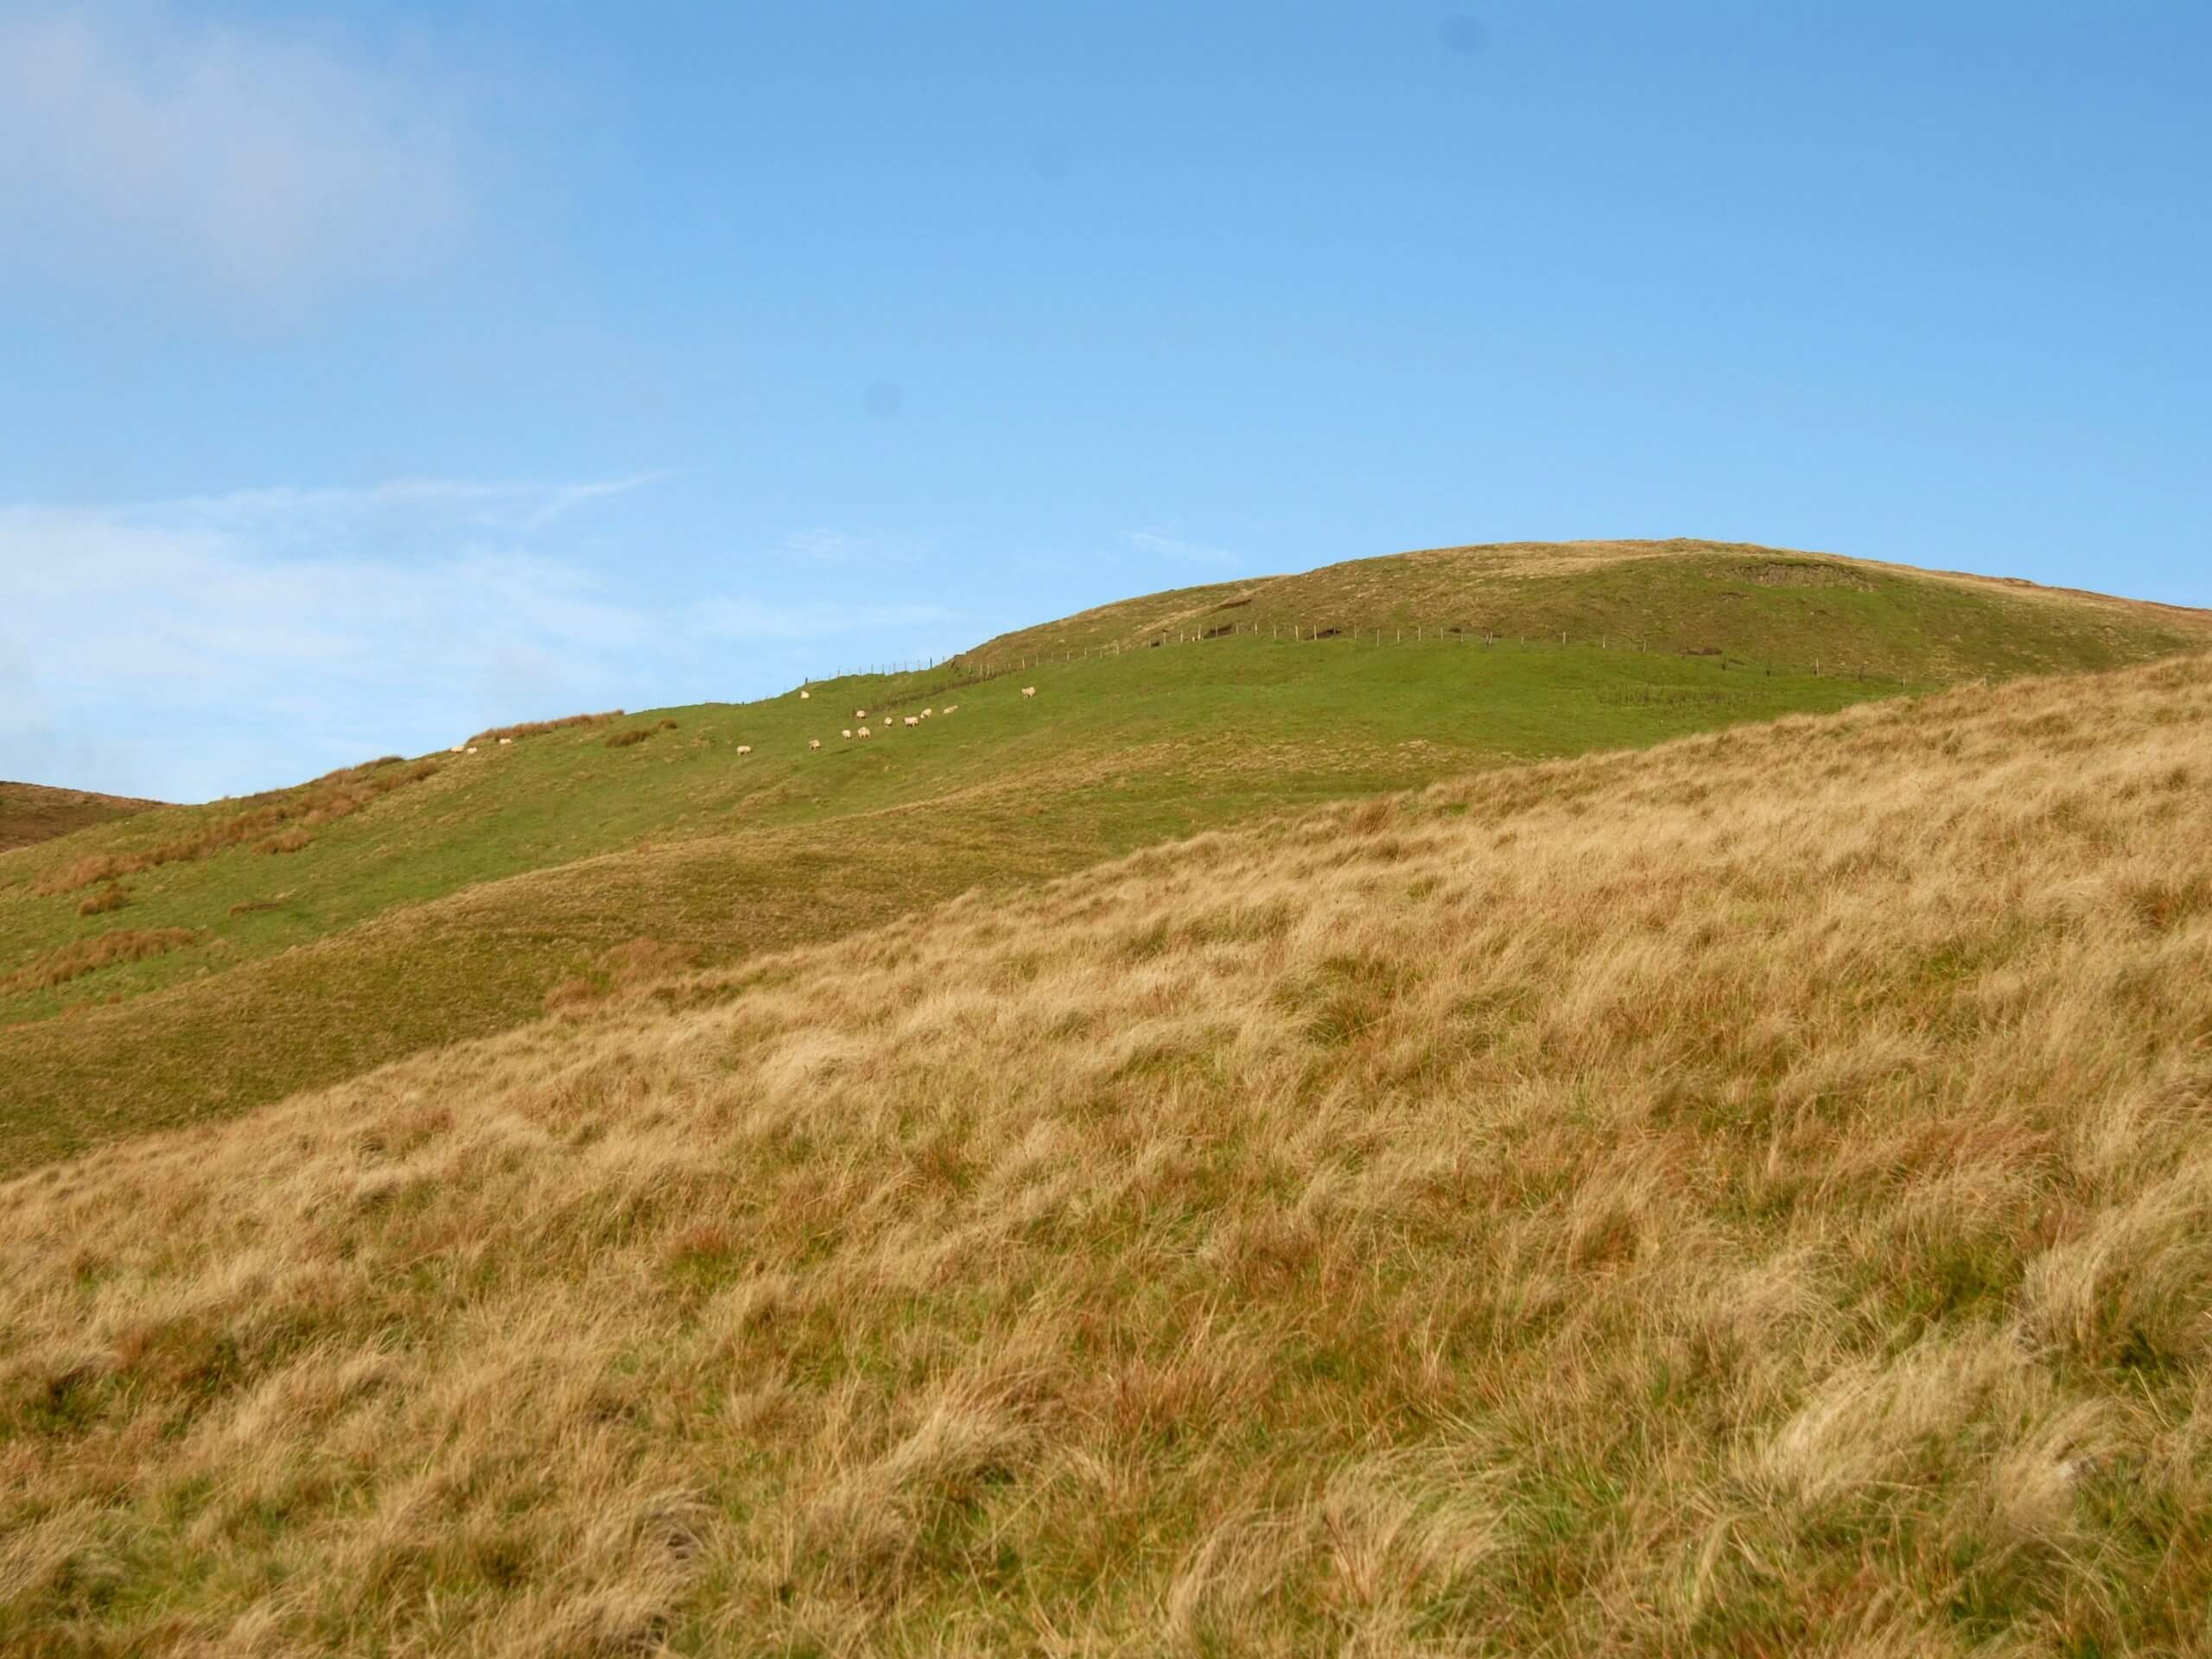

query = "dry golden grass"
[4, 655, 2212, 1653]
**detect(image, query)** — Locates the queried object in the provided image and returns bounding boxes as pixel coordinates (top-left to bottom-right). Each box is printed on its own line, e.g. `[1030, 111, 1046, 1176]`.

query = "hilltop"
[0, 780, 162, 853]
[961, 537, 2212, 680]
[1, 539, 2205, 1173]
[4, 648, 2209, 1653]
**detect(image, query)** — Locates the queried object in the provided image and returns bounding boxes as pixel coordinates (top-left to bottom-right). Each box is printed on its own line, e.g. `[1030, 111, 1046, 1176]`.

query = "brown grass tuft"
[76, 884, 130, 917]
[3, 927, 199, 994]
[469, 710, 624, 745]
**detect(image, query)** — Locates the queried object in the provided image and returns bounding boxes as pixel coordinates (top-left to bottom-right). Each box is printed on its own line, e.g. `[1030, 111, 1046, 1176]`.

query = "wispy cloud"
[151, 474, 676, 540]
[777, 528, 868, 566]
[0, 4, 463, 302]
[770, 527, 937, 569]
[0, 476, 969, 801]
[1127, 528, 1243, 569]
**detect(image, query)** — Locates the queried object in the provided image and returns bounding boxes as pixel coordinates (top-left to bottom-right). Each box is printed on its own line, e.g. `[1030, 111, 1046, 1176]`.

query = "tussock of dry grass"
[2, 928, 199, 994]
[75, 884, 130, 917]
[5, 657, 2212, 1653]
[607, 719, 683, 749]
[468, 710, 624, 745]
[29, 760, 440, 896]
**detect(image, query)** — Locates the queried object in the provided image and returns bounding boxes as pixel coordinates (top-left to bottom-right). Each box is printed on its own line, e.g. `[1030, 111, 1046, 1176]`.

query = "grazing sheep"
[735, 745, 752, 754]
[808, 738, 821, 750]
[800, 690, 810, 700]
[942, 704, 958, 715]
[449, 742, 464, 753]
[922, 708, 934, 717]
[466, 746, 479, 754]
[904, 715, 918, 727]
[855, 709, 868, 718]
[857, 727, 871, 738]
[499, 737, 512, 746]
[1021, 686, 1037, 697]
[842, 728, 853, 739]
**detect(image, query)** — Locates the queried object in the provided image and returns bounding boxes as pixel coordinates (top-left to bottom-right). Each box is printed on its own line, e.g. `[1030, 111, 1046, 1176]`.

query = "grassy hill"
[3, 647, 2209, 1654]
[0, 781, 162, 853]
[1, 539, 2205, 1175]
[962, 537, 2212, 680]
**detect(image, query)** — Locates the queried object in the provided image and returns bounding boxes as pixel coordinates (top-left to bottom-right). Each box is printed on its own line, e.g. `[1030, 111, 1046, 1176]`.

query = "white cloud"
[0, 5, 463, 302]
[0, 477, 971, 801]
[1127, 527, 1242, 569]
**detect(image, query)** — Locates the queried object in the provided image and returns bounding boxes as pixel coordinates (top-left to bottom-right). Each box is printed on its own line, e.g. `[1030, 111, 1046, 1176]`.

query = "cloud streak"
[0, 4, 463, 302]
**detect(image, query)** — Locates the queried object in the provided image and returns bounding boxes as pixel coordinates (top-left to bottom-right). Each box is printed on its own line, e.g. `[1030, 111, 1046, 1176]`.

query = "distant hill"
[960, 537, 2212, 680]
[4, 646, 2209, 1652]
[0, 780, 162, 853]
[0, 539, 2205, 1173]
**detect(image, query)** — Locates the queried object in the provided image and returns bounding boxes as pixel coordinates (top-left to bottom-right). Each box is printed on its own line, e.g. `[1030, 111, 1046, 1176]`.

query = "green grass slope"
[1, 539, 2202, 1173]
[0, 781, 162, 853]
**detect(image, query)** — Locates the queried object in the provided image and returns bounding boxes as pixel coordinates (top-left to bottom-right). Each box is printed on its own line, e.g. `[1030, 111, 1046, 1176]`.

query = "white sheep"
[449, 742, 464, 753]
[800, 690, 810, 700]
[857, 726, 871, 738]
[735, 744, 752, 755]
[499, 736, 512, 746]
[1021, 686, 1037, 698]
[842, 728, 853, 739]
[904, 715, 918, 727]
[922, 707, 934, 717]
[466, 746, 479, 754]
[855, 709, 868, 719]
[808, 738, 821, 750]
[942, 704, 958, 715]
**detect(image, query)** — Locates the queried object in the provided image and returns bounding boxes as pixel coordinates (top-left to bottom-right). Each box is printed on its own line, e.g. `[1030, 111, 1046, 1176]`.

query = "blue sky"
[3, 2, 2206, 801]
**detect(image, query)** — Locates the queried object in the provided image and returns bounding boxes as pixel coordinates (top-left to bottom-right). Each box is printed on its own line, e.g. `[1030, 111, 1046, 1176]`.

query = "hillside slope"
[0, 781, 162, 853]
[961, 537, 2212, 680]
[3, 540, 2205, 1172]
[4, 652, 2209, 1654]
[0, 632, 1879, 1171]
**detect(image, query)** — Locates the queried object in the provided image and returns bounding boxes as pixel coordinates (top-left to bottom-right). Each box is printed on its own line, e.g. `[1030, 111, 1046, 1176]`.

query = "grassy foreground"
[4, 651, 2209, 1654]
